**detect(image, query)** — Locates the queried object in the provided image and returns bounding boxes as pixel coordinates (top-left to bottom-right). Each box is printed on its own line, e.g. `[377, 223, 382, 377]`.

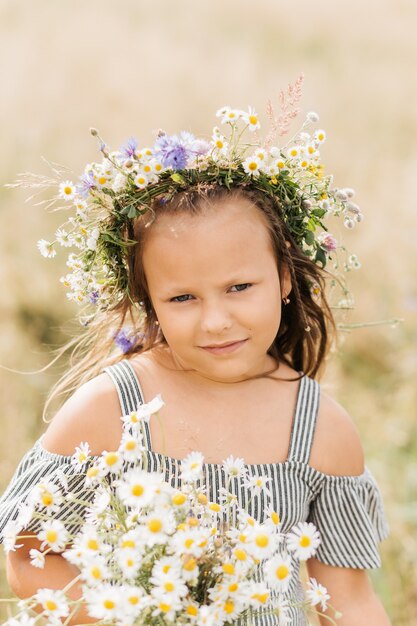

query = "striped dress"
[0, 360, 389, 625]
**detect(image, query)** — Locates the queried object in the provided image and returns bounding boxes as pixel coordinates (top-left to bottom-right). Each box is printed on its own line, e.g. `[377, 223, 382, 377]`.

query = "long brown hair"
[42, 184, 335, 421]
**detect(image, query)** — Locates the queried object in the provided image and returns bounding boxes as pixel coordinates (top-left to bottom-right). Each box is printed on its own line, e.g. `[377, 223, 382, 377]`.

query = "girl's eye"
[170, 294, 193, 303]
[230, 283, 251, 292]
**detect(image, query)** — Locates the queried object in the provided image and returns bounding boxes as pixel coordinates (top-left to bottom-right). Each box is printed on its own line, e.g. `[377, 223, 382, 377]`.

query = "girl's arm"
[306, 557, 392, 625]
[7, 537, 97, 625]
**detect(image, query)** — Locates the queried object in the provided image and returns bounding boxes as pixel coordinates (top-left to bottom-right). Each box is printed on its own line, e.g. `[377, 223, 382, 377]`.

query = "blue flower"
[114, 329, 145, 353]
[77, 172, 96, 198]
[120, 137, 139, 159]
[154, 131, 209, 171]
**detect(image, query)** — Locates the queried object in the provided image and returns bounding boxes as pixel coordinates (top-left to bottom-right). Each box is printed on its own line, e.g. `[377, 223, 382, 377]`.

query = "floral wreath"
[13, 76, 362, 331]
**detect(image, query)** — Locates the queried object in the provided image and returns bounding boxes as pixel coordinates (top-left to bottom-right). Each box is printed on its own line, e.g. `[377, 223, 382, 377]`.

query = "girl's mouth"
[200, 339, 247, 355]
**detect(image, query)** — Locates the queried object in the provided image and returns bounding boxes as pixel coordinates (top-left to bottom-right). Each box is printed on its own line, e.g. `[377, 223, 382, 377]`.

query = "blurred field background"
[0, 0, 416, 623]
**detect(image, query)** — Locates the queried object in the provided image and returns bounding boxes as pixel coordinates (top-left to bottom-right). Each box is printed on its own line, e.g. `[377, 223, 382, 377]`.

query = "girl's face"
[142, 197, 291, 383]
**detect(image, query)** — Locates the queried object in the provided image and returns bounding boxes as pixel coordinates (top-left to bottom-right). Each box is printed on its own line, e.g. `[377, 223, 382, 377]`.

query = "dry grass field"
[0, 0, 416, 623]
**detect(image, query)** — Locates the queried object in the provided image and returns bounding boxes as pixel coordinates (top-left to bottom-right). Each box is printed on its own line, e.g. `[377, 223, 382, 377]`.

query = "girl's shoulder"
[311, 390, 365, 477]
[41, 371, 123, 457]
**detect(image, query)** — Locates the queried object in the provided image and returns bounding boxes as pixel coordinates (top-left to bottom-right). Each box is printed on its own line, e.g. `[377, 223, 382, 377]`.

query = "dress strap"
[103, 360, 145, 415]
[287, 375, 320, 463]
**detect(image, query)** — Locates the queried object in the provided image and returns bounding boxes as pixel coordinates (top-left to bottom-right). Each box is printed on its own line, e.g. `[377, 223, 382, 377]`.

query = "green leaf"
[127, 205, 138, 219]
[304, 231, 315, 246]
[171, 173, 186, 186]
[314, 247, 327, 268]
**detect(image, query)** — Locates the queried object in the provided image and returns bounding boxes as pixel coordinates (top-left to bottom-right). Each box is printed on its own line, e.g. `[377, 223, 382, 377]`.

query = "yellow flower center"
[143, 165, 151, 173]
[98, 176, 107, 185]
[87, 539, 99, 550]
[255, 534, 269, 548]
[159, 603, 171, 613]
[45, 600, 57, 611]
[187, 517, 199, 527]
[300, 535, 311, 547]
[64, 186, 72, 195]
[229, 583, 238, 592]
[248, 161, 258, 171]
[163, 564, 171, 573]
[222, 563, 235, 575]
[197, 493, 208, 505]
[41, 492, 53, 506]
[126, 441, 136, 451]
[46, 529, 58, 543]
[271, 512, 280, 525]
[172, 493, 187, 505]
[104, 599, 115, 610]
[127, 559, 134, 567]
[87, 466, 99, 478]
[187, 605, 198, 616]
[105, 452, 118, 466]
[91, 566, 102, 579]
[129, 596, 139, 605]
[184, 538, 194, 549]
[132, 484, 144, 496]
[183, 557, 197, 571]
[216, 139, 224, 149]
[164, 582, 175, 592]
[276, 565, 289, 580]
[234, 548, 247, 561]
[121, 539, 135, 549]
[224, 600, 235, 614]
[155, 163, 162, 171]
[148, 519, 162, 533]
[209, 502, 221, 512]
[253, 592, 269, 603]
[249, 115, 258, 125]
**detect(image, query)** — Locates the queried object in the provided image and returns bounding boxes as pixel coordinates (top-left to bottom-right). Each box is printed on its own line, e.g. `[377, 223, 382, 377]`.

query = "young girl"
[0, 99, 391, 625]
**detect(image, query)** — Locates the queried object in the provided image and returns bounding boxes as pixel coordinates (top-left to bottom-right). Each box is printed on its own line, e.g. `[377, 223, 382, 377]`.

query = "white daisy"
[29, 480, 63, 513]
[55, 228, 72, 247]
[248, 582, 270, 609]
[134, 172, 149, 189]
[246, 523, 276, 560]
[242, 106, 261, 132]
[306, 577, 330, 612]
[29, 548, 45, 569]
[242, 155, 262, 177]
[119, 431, 144, 462]
[85, 583, 124, 621]
[100, 450, 123, 475]
[116, 468, 159, 508]
[180, 451, 205, 482]
[16, 501, 35, 529]
[5, 613, 36, 626]
[38, 520, 69, 552]
[314, 129, 326, 143]
[58, 180, 76, 201]
[151, 596, 183, 621]
[244, 474, 271, 497]
[121, 395, 165, 428]
[222, 455, 246, 479]
[81, 555, 111, 585]
[142, 508, 176, 547]
[1, 521, 23, 553]
[34, 588, 69, 620]
[264, 554, 292, 592]
[116, 548, 141, 580]
[307, 111, 320, 123]
[85, 463, 104, 487]
[71, 441, 91, 467]
[37, 239, 56, 258]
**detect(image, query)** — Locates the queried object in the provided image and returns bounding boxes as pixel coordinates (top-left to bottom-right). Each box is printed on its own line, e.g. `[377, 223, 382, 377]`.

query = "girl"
[0, 101, 390, 626]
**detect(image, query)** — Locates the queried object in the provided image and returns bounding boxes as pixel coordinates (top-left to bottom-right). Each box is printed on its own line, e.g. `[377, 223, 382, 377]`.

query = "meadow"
[0, 0, 416, 623]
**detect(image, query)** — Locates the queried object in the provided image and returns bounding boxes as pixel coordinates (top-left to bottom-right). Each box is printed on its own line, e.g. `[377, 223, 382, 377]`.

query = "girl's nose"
[199, 302, 232, 334]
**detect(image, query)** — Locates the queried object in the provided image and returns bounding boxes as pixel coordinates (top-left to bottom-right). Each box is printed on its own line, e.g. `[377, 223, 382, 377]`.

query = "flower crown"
[20, 78, 362, 323]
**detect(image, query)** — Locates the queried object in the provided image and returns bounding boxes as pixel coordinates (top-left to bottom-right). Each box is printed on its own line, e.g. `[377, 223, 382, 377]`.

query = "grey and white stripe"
[0, 359, 389, 626]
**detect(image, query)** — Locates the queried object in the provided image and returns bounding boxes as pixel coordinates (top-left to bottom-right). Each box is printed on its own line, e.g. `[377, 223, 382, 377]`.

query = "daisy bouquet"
[2, 397, 335, 626]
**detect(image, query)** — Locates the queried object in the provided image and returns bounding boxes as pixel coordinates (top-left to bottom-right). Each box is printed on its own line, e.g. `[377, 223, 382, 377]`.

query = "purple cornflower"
[114, 329, 145, 353]
[89, 290, 99, 305]
[154, 131, 210, 171]
[120, 137, 139, 159]
[77, 172, 96, 198]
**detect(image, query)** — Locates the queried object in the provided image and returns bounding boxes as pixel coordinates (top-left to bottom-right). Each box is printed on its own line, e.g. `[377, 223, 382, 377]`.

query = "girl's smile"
[142, 196, 291, 384]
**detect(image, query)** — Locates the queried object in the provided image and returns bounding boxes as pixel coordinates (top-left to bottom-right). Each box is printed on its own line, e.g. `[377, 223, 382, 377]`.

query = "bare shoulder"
[41, 372, 122, 456]
[309, 389, 365, 476]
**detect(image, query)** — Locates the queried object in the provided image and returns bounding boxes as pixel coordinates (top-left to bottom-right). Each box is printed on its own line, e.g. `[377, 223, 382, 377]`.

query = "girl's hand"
[306, 557, 392, 625]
